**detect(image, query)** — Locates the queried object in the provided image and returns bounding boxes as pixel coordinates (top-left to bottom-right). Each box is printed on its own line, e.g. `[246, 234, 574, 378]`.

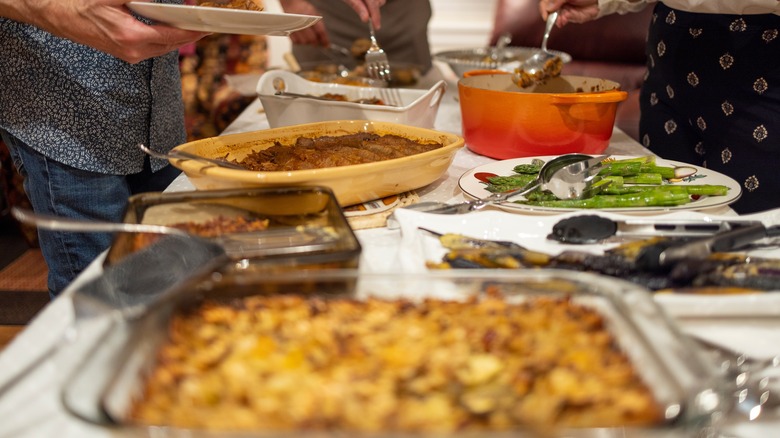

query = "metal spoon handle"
[138, 143, 244, 170]
[12, 207, 187, 236]
[541, 10, 559, 52]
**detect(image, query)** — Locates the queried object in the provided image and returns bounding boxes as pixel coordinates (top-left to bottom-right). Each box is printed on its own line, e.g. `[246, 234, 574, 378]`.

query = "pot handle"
[462, 69, 510, 78]
[549, 90, 628, 104]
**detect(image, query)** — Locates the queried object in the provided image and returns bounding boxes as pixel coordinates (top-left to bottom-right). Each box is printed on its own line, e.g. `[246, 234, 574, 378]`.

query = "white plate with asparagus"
[458, 155, 742, 214]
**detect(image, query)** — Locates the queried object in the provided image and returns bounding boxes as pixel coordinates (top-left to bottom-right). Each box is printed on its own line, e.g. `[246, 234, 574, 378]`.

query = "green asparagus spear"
[516, 190, 692, 208]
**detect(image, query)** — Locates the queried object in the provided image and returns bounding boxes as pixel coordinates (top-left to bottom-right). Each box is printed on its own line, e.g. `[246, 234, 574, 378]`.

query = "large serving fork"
[364, 18, 401, 106]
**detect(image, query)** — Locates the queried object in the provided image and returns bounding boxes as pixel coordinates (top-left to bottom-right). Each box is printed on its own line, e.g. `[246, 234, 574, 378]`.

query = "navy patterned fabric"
[0, 13, 185, 174]
[640, 3, 780, 214]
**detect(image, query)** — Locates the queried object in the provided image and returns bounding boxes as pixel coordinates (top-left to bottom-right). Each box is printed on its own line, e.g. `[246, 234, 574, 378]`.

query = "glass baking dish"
[104, 186, 361, 268]
[69, 269, 728, 437]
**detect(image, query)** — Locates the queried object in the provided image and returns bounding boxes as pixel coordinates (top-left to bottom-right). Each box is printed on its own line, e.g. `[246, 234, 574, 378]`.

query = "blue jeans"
[2, 131, 181, 298]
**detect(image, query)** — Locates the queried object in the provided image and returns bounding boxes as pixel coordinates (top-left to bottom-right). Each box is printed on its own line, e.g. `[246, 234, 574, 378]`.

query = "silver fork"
[365, 19, 402, 106]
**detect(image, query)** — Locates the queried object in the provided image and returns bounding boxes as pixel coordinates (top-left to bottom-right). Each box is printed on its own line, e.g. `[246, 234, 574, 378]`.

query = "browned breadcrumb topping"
[129, 291, 662, 432]
[236, 133, 443, 172]
[131, 215, 269, 249]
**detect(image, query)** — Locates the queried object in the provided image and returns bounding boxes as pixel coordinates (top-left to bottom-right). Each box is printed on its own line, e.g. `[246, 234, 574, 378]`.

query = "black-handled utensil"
[548, 214, 763, 244]
[637, 223, 780, 271]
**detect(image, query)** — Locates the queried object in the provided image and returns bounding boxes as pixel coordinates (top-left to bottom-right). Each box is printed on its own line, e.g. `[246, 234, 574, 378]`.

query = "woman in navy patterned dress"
[540, 0, 779, 214]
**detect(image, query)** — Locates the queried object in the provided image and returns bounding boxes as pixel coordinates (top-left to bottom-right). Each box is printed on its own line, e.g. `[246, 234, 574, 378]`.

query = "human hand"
[539, 0, 599, 26]
[279, 0, 330, 46]
[341, 0, 386, 29]
[1, 0, 209, 64]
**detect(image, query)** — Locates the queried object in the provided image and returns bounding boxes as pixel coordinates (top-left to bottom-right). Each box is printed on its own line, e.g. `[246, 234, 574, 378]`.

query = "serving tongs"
[402, 154, 610, 214]
[549, 214, 768, 244]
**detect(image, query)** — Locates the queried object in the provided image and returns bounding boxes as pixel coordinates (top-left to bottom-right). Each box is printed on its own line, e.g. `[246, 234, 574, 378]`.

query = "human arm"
[539, 0, 647, 25]
[541, 0, 779, 24]
[340, 0, 386, 29]
[280, 0, 386, 46]
[0, 0, 209, 64]
[279, 0, 330, 46]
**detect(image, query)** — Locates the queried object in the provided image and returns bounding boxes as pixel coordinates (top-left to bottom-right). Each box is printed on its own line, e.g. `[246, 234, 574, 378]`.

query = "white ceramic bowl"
[256, 70, 446, 129]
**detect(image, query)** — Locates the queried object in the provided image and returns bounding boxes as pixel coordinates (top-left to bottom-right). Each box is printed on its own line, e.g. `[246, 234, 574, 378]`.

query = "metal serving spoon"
[512, 10, 563, 88]
[12, 207, 340, 260]
[137, 143, 244, 170]
[401, 154, 609, 215]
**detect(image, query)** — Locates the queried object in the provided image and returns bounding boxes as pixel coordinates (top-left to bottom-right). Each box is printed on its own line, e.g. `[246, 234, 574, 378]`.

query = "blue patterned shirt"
[0, 14, 185, 174]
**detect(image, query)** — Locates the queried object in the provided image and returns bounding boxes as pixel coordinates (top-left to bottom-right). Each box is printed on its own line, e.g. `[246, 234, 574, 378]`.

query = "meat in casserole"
[236, 132, 443, 171]
[131, 215, 269, 249]
[129, 290, 662, 432]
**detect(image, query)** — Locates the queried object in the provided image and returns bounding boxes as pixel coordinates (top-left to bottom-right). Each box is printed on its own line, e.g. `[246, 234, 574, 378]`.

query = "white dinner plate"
[391, 207, 780, 318]
[458, 155, 742, 214]
[127, 2, 321, 35]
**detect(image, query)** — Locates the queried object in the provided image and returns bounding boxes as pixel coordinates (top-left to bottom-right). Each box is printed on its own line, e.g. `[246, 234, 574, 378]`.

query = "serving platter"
[127, 2, 321, 35]
[458, 155, 742, 214]
[392, 207, 780, 318]
[169, 120, 465, 207]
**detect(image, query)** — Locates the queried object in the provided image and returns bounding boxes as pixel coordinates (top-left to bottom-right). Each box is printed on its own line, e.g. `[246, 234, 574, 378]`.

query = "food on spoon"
[197, 0, 263, 10]
[235, 133, 443, 171]
[512, 56, 564, 88]
[129, 291, 662, 431]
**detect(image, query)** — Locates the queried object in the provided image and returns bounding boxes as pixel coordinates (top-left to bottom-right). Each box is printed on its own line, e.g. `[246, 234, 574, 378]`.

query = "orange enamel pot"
[458, 70, 628, 159]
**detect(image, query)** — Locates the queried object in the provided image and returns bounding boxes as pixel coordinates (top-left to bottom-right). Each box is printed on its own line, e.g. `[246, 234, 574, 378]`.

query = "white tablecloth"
[1, 63, 777, 438]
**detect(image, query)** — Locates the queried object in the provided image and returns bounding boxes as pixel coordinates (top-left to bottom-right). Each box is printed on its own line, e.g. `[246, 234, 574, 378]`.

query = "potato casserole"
[129, 289, 662, 432]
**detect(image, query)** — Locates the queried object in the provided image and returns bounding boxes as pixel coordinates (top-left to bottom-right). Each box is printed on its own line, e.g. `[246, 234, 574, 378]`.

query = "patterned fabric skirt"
[640, 3, 780, 214]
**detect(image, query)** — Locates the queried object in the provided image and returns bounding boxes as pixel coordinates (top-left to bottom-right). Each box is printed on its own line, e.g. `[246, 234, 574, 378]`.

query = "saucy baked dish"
[128, 290, 662, 432]
[235, 132, 444, 172]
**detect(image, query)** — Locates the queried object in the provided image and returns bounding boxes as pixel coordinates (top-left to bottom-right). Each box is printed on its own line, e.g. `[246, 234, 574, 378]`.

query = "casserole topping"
[131, 215, 269, 249]
[236, 133, 443, 171]
[130, 291, 661, 432]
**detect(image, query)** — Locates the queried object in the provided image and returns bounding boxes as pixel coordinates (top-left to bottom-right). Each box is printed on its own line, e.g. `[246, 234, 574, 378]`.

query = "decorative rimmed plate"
[127, 2, 321, 35]
[458, 155, 742, 214]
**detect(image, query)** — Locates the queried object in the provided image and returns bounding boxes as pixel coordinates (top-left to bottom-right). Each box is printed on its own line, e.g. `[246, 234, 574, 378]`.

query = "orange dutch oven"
[458, 70, 628, 160]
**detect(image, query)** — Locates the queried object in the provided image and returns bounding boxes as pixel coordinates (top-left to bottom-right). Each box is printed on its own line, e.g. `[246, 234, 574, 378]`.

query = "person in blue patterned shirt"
[0, 0, 386, 298]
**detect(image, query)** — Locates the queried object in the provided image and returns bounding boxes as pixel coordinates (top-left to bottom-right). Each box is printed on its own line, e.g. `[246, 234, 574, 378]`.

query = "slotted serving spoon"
[11, 207, 341, 259]
[513, 10, 562, 87]
[400, 154, 609, 215]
